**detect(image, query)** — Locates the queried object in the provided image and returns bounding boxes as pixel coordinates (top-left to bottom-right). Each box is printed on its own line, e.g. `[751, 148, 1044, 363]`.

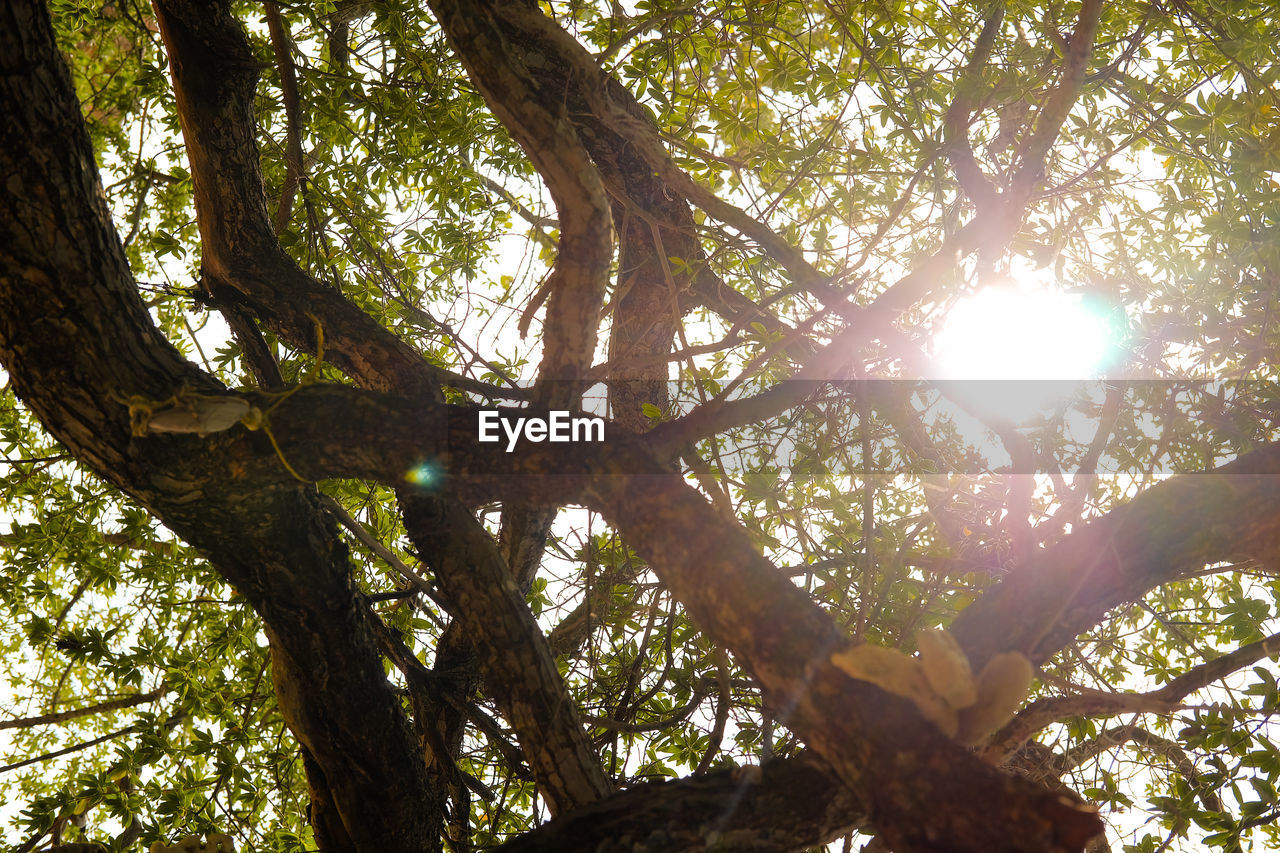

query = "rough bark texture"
[153, 0, 441, 398]
[399, 491, 612, 815]
[1, 3, 442, 849]
[429, 0, 611, 404]
[477, 0, 791, 427]
[496, 754, 863, 853]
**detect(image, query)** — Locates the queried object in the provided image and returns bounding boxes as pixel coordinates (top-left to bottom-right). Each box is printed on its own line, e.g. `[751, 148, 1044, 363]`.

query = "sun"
[934, 284, 1114, 381]
[930, 282, 1119, 425]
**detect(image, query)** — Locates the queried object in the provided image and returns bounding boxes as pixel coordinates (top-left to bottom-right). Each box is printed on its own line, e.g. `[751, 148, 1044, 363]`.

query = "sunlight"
[935, 283, 1113, 381]
[932, 282, 1116, 423]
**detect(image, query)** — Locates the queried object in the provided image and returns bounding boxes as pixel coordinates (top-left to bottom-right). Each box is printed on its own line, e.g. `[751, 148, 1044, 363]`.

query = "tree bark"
[0, 4, 442, 850]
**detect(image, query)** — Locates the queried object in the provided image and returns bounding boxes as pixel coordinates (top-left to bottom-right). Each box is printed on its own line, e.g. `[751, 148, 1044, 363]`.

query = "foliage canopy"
[1, 1, 1279, 852]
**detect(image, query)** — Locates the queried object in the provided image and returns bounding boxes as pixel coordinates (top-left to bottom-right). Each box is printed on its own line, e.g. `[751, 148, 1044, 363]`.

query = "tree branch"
[264, 1, 306, 234]
[429, 0, 612, 404]
[942, 2, 1005, 212]
[1008, 0, 1105, 202]
[399, 491, 612, 814]
[1, 5, 445, 847]
[0, 686, 167, 731]
[494, 753, 862, 853]
[984, 632, 1280, 761]
[951, 451, 1280, 673]
[153, 0, 446, 399]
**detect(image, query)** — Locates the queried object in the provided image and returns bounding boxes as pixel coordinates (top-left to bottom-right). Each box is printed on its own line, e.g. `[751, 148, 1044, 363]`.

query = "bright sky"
[934, 280, 1115, 382]
[930, 272, 1121, 425]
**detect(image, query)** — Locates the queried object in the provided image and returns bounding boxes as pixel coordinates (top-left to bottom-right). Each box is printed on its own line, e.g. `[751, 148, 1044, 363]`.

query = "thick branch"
[154, 0, 445, 399]
[951, 451, 1280, 672]
[1008, 0, 1105, 201]
[477, 0, 852, 318]
[429, 0, 611, 402]
[264, 1, 306, 233]
[943, 2, 1005, 211]
[399, 492, 611, 814]
[470, 1, 701, 424]
[580, 468, 1103, 852]
[0, 6, 442, 849]
[4, 1, 1245, 850]
[495, 754, 862, 853]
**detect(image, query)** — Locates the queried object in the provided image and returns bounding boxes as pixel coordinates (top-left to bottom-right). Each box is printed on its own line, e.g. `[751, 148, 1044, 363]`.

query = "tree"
[0, 0, 1278, 850]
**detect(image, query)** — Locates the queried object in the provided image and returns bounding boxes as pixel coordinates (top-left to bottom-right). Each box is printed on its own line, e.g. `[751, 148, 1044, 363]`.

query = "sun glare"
[935, 284, 1113, 380]
[931, 283, 1117, 424]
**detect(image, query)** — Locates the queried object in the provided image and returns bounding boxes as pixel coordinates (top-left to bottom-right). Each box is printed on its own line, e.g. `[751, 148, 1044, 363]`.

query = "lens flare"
[935, 285, 1114, 381]
[933, 283, 1121, 423]
[405, 460, 443, 490]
